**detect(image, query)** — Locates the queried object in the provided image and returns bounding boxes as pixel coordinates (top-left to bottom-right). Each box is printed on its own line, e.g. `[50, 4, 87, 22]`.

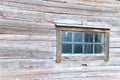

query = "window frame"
[56, 24, 110, 63]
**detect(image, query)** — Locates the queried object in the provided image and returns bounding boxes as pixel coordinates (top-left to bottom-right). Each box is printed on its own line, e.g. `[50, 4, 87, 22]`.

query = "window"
[56, 24, 110, 63]
[62, 31, 104, 54]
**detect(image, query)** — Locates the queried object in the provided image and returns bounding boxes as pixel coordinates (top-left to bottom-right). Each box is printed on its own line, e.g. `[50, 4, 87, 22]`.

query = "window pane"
[74, 32, 83, 42]
[62, 31, 72, 42]
[95, 44, 103, 54]
[74, 44, 83, 54]
[62, 43, 72, 54]
[95, 33, 104, 43]
[84, 44, 93, 54]
[84, 32, 93, 42]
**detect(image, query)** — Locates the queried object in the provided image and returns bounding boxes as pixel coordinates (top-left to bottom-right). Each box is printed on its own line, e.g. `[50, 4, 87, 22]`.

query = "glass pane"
[62, 31, 72, 42]
[74, 32, 83, 42]
[74, 44, 83, 54]
[95, 33, 104, 43]
[62, 43, 72, 54]
[95, 44, 103, 54]
[84, 32, 93, 42]
[84, 44, 93, 54]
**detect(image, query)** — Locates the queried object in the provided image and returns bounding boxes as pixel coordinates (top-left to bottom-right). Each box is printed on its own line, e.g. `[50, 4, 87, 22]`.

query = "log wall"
[0, 0, 120, 80]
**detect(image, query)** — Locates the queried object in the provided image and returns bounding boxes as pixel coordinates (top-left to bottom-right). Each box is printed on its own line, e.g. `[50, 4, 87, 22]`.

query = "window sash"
[61, 31, 104, 54]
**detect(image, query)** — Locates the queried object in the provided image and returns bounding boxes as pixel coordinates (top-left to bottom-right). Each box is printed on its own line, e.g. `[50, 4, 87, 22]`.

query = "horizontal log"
[58, 56, 120, 67]
[0, 5, 120, 25]
[0, 34, 56, 41]
[0, 50, 55, 59]
[110, 38, 120, 42]
[0, 6, 53, 22]
[110, 42, 120, 48]
[0, 46, 56, 53]
[1, 18, 120, 34]
[0, 56, 120, 69]
[0, 41, 56, 47]
[0, 77, 120, 80]
[110, 48, 120, 55]
[0, 65, 120, 74]
[0, 66, 120, 79]
[0, 18, 55, 29]
[0, 7, 120, 26]
[0, 25, 56, 35]
[3, 0, 120, 9]
[0, 33, 120, 59]
[47, 0, 120, 8]
[0, 5, 120, 28]
[0, 34, 56, 59]
[0, 18, 120, 35]
[0, 59, 55, 69]
[0, 35, 119, 47]
[0, 40, 56, 59]
[110, 52, 120, 58]
[0, 1, 119, 17]
[0, 22, 120, 37]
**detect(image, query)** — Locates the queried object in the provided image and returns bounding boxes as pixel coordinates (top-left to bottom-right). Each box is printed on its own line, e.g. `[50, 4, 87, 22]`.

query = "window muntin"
[61, 31, 104, 54]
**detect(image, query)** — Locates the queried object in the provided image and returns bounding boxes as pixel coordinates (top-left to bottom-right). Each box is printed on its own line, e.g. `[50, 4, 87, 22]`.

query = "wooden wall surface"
[0, 0, 120, 80]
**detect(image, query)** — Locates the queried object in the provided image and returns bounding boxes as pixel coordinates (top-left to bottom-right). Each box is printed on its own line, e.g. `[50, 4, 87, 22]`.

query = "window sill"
[62, 54, 106, 61]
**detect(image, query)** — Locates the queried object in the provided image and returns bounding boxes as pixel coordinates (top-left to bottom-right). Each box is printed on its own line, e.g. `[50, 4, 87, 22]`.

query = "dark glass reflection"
[84, 32, 93, 42]
[74, 32, 83, 42]
[74, 44, 83, 54]
[62, 31, 72, 42]
[95, 44, 103, 54]
[62, 43, 72, 53]
[84, 44, 93, 54]
[95, 33, 104, 43]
